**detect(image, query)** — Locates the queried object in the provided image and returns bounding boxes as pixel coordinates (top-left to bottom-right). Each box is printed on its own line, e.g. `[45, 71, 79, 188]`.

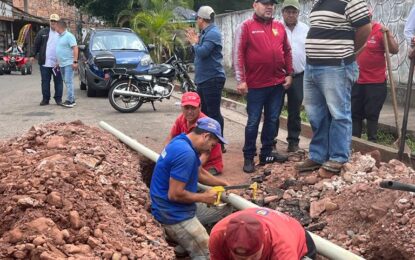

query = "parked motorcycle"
[94, 38, 196, 113]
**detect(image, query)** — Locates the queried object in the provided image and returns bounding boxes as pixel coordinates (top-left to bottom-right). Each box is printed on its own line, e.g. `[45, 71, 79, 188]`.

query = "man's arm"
[31, 30, 42, 58]
[354, 23, 372, 52]
[233, 23, 248, 94]
[198, 167, 228, 186]
[168, 178, 217, 204]
[382, 26, 399, 54]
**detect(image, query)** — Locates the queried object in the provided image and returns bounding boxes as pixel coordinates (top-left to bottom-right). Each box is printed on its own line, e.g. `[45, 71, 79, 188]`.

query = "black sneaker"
[243, 158, 255, 173]
[61, 100, 76, 108]
[40, 100, 49, 106]
[259, 152, 288, 165]
[56, 100, 63, 106]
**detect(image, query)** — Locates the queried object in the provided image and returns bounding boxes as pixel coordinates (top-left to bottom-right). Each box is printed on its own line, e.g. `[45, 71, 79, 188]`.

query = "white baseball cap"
[197, 6, 215, 20]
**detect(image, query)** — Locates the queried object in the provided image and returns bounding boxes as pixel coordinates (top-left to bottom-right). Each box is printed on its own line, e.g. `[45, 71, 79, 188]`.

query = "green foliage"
[194, 0, 253, 13]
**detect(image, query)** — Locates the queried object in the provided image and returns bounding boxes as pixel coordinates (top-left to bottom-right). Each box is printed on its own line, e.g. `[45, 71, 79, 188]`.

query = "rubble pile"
[0, 122, 174, 260]
[249, 152, 415, 259]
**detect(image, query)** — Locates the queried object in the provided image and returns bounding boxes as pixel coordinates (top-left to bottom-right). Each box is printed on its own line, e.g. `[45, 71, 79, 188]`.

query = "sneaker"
[243, 158, 255, 173]
[56, 100, 62, 106]
[294, 158, 321, 172]
[322, 160, 343, 174]
[61, 100, 76, 108]
[259, 152, 288, 165]
[287, 143, 300, 153]
[39, 100, 49, 106]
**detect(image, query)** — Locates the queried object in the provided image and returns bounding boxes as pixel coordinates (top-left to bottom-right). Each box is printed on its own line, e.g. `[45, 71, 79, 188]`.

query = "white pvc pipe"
[99, 121, 365, 260]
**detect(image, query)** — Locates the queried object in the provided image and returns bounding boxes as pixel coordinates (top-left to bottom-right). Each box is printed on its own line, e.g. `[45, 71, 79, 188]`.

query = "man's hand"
[237, 82, 248, 95]
[202, 189, 218, 205]
[72, 63, 78, 70]
[283, 75, 293, 89]
[185, 28, 199, 45]
[30, 57, 35, 63]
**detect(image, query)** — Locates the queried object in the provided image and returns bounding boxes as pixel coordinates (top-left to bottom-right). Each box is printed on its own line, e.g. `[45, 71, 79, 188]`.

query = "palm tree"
[129, 0, 194, 62]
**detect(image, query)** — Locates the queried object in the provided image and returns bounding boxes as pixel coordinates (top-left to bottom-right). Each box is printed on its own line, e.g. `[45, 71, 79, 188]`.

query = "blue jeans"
[61, 65, 75, 102]
[197, 77, 225, 135]
[40, 65, 63, 102]
[243, 85, 284, 159]
[303, 61, 359, 164]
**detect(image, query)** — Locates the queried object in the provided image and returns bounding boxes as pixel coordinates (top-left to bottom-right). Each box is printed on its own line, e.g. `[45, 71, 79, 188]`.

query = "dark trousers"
[244, 85, 284, 159]
[197, 77, 225, 135]
[40, 65, 63, 102]
[275, 73, 304, 145]
[351, 81, 387, 142]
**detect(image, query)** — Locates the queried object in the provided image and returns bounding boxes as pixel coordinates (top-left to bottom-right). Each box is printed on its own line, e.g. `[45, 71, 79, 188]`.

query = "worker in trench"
[209, 207, 317, 260]
[150, 117, 232, 259]
[164, 92, 224, 176]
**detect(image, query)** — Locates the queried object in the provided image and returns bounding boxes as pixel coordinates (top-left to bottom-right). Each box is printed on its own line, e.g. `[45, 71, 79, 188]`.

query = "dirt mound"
[247, 152, 415, 259]
[0, 121, 174, 259]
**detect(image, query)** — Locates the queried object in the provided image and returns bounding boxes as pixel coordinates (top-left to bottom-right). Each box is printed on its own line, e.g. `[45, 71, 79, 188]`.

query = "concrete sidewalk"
[220, 74, 415, 136]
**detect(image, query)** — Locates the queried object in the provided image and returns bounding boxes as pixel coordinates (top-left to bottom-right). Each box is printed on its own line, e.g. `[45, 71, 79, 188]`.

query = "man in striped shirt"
[295, 0, 371, 173]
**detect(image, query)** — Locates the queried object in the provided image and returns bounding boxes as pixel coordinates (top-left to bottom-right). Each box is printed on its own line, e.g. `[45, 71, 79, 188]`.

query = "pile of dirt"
[246, 152, 415, 259]
[0, 121, 174, 260]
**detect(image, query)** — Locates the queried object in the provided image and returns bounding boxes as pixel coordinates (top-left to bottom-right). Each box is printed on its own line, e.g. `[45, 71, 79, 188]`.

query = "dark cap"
[255, 0, 277, 4]
[225, 213, 265, 256]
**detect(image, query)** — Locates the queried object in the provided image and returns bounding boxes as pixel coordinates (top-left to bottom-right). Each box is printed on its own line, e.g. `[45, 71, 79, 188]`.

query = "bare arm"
[163, 133, 173, 148]
[383, 27, 399, 54]
[168, 178, 217, 204]
[355, 23, 372, 52]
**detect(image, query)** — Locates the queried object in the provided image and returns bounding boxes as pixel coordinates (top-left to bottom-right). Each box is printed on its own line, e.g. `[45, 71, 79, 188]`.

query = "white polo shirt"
[44, 29, 59, 68]
[282, 20, 309, 74]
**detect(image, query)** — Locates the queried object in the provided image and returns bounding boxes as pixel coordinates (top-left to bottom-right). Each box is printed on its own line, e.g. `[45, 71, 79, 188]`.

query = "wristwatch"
[73, 61, 78, 64]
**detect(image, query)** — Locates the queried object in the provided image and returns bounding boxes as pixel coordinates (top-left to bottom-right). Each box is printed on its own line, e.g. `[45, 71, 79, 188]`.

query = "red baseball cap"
[181, 92, 200, 107]
[225, 213, 266, 256]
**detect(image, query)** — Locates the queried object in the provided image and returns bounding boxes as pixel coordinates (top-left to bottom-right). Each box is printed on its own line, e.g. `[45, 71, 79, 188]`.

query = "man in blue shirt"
[55, 20, 78, 108]
[150, 117, 230, 259]
[186, 6, 226, 153]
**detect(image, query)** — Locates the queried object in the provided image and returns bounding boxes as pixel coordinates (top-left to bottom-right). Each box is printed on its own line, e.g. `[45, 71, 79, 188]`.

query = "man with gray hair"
[55, 20, 78, 108]
[185, 6, 227, 153]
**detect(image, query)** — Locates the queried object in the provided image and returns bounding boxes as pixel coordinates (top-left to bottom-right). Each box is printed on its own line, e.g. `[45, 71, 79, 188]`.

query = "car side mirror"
[78, 45, 86, 51]
[147, 44, 155, 52]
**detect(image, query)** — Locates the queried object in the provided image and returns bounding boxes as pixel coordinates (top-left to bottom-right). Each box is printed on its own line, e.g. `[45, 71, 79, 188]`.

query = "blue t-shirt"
[150, 134, 201, 225]
[193, 24, 225, 84]
[56, 30, 77, 67]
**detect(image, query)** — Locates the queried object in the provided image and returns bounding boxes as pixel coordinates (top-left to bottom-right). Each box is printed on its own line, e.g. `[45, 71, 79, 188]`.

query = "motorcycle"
[95, 37, 196, 113]
[2, 52, 32, 75]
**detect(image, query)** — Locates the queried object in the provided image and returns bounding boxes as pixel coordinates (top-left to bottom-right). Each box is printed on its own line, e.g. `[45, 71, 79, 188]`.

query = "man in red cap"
[209, 207, 316, 259]
[165, 92, 224, 175]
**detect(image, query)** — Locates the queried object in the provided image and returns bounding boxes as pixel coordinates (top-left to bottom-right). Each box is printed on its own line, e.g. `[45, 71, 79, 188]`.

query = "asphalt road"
[0, 65, 249, 165]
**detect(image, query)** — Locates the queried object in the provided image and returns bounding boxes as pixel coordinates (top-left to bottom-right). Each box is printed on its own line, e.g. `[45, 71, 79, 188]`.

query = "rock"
[4, 228, 23, 243]
[47, 136, 66, 149]
[324, 200, 339, 212]
[399, 214, 410, 225]
[74, 153, 100, 169]
[112, 252, 122, 260]
[61, 229, 70, 240]
[366, 150, 381, 167]
[346, 230, 355, 237]
[342, 172, 353, 183]
[63, 244, 92, 255]
[304, 175, 319, 185]
[25, 243, 35, 250]
[87, 236, 100, 248]
[13, 250, 27, 259]
[399, 198, 409, 204]
[94, 228, 103, 238]
[33, 236, 46, 246]
[46, 191, 62, 207]
[121, 247, 132, 255]
[69, 210, 81, 229]
[318, 168, 335, 179]
[310, 199, 327, 218]
[17, 197, 39, 208]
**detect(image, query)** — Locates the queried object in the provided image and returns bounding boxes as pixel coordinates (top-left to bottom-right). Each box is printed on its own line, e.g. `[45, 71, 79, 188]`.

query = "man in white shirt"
[405, 6, 415, 58]
[274, 0, 309, 152]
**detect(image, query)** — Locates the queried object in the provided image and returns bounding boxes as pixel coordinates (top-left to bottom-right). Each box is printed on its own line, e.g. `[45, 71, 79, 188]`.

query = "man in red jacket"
[164, 92, 223, 175]
[209, 207, 316, 260]
[234, 0, 293, 173]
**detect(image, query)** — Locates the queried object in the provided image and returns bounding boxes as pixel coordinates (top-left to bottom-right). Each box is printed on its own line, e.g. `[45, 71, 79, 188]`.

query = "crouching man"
[209, 207, 317, 260]
[164, 92, 224, 175]
[150, 117, 231, 259]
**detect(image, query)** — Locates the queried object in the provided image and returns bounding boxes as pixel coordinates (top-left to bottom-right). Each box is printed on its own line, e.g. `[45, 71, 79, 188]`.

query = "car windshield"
[91, 31, 146, 51]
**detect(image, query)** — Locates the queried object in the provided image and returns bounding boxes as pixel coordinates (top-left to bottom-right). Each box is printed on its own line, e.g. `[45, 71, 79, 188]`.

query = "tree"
[130, 0, 193, 62]
[194, 0, 253, 14]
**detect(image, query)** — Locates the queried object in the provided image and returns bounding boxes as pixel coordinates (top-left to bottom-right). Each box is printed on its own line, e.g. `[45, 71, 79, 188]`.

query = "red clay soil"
[0, 121, 174, 260]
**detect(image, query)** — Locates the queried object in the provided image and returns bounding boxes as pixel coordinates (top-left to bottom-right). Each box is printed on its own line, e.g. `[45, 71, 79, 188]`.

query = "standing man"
[405, 6, 415, 58]
[209, 207, 316, 260]
[234, 0, 292, 173]
[186, 6, 226, 152]
[55, 20, 78, 108]
[164, 92, 224, 175]
[352, 12, 399, 143]
[150, 117, 230, 259]
[295, 0, 371, 173]
[274, 0, 309, 153]
[30, 14, 63, 106]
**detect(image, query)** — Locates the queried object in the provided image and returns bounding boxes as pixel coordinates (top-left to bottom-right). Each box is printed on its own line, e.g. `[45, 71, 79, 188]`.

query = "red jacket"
[209, 208, 309, 260]
[233, 14, 293, 88]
